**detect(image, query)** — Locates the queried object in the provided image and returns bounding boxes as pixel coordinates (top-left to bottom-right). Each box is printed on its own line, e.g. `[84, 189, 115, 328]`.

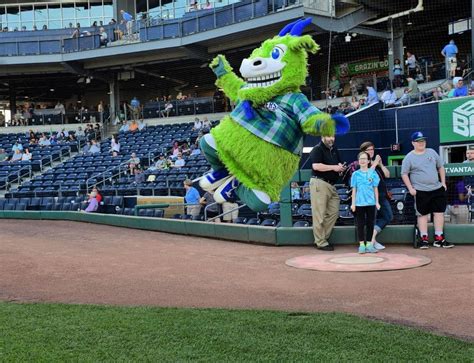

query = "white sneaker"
[373, 241, 385, 250]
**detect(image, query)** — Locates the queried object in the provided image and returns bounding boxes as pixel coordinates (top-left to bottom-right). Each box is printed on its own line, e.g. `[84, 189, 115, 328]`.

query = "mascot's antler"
[278, 18, 313, 37]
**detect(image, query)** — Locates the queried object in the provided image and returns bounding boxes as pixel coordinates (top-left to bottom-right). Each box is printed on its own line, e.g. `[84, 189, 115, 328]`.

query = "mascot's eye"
[271, 46, 285, 60]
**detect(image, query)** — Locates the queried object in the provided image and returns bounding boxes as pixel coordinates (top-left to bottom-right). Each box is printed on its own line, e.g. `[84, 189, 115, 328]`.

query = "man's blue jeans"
[374, 193, 393, 233]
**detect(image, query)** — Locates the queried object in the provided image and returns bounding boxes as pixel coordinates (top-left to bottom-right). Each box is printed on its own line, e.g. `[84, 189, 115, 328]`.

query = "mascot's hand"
[331, 114, 350, 135]
[210, 55, 231, 78]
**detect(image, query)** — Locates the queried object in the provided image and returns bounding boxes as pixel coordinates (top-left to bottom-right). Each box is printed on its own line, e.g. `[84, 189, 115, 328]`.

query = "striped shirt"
[230, 93, 322, 155]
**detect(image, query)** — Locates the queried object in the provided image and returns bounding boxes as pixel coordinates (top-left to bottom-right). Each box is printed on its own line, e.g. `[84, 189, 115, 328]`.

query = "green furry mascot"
[199, 18, 350, 212]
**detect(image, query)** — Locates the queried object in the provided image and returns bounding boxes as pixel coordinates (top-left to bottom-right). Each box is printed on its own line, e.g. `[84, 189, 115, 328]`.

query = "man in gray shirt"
[401, 131, 453, 249]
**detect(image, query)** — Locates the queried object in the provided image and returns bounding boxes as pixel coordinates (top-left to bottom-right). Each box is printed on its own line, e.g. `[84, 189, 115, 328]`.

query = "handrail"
[85, 159, 129, 191]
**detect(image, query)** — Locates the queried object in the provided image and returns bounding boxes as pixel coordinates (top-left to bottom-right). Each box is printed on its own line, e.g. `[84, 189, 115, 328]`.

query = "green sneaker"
[358, 244, 366, 254]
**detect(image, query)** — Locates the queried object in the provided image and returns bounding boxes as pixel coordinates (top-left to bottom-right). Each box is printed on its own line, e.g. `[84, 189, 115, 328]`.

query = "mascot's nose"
[250, 57, 266, 69]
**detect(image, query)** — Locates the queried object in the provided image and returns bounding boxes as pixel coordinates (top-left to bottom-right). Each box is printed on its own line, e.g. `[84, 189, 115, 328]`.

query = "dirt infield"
[0, 219, 472, 341]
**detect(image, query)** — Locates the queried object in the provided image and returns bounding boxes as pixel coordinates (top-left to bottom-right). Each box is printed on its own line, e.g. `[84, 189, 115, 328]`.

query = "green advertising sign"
[439, 97, 474, 143]
[444, 163, 474, 176]
[334, 59, 388, 78]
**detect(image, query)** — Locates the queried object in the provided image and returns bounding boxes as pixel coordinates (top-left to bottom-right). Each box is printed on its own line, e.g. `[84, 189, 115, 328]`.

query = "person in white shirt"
[381, 86, 397, 107]
[172, 153, 186, 168]
[21, 148, 32, 161]
[193, 117, 202, 130]
[202, 116, 211, 129]
[10, 149, 23, 162]
[110, 134, 120, 153]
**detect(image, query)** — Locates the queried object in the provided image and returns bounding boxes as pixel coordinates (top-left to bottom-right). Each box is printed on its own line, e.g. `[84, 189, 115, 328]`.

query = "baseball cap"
[411, 131, 427, 142]
[453, 77, 463, 84]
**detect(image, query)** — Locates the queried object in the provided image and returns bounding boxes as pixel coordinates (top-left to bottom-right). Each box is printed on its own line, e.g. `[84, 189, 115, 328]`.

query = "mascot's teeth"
[245, 71, 281, 87]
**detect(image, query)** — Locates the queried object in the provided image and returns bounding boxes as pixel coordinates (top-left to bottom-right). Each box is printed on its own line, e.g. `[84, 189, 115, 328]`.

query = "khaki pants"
[449, 205, 469, 224]
[310, 178, 340, 247]
[187, 205, 201, 217]
[222, 202, 239, 222]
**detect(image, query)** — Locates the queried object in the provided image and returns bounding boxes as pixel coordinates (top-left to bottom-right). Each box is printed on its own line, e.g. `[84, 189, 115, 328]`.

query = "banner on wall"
[334, 58, 389, 78]
[439, 97, 474, 143]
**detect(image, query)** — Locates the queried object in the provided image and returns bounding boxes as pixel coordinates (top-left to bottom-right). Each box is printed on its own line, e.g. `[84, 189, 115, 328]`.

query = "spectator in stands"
[32, 25, 38, 31]
[405, 51, 417, 78]
[138, 119, 146, 131]
[350, 151, 380, 254]
[119, 120, 129, 133]
[359, 142, 392, 250]
[153, 154, 169, 170]
[110, 134, 120, 154]
[338, 98, 353, 114]
[381, 85, 397, 108]
[129, 120, 139, 132]
[92, 187, 102, 204]
[401, 131, 453, 249]
[447, 176, 471, 224]
[42, 25, 47, 30]
[290, 182, 301, 200]
[189, 1, 199, 11]
[441, 40, 458, 79]
[55, 101, 65, 115]
[406, 76, 420, 103]
[82, 141, 91, 154]
[161, 101, 173, 118]
[120, 9, 134, 37]
[183, 179, 201, 217]
[358, 98, 366, 108]
[414, 66, 424, 83]
[171, 141, 180, 158]
[21, 148, 32, 161]
[181, 142, 191, 156]
[190, 144, 201, 156]
[464, 146, 474, 163]
[202, 116, 211, 130]
[203, 0, 213, 9]
[395, 87, 410, 106]
[392, 58, 403, 88]
[309, 136, 346, 251]
[133, 166, 145, 184]
[200, 191, 219, 220]
[76, 126, 85, 138]
[10, 149, 23, 163]
[172, 153, 185, 168]
[49, 133, 58, 145]
[89, 140, 100, 154]
[99, 27, 108, 46]
[327, 75, 341, 99]
[130, 97, 140, 120]
[68, 133, 77, 142]
[365, 84, 379, 105]
[452, 77, 468, 97]
[0, 111, 4, 127]
[38, 134, 50, 147]
[432, 86, 445, 101]
[0, 148, 7, 162]
[193, 117, 202, 131]
[12, 141, 23, 153]
[350, 96, 359, 110]
[83, 191, 99, 213]
[128, 152, 140, 174]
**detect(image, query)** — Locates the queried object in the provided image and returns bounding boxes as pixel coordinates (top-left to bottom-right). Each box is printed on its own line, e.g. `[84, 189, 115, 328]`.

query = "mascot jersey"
[231, 93, 323, 155]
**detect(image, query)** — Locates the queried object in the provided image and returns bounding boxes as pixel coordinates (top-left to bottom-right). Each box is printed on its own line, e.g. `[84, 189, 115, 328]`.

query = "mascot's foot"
[199, 169, 230, 192]
[214, 176, 239, 203]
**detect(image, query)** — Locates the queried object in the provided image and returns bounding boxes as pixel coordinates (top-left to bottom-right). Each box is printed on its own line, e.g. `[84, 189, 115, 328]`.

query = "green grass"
[0, 302, 472, 362]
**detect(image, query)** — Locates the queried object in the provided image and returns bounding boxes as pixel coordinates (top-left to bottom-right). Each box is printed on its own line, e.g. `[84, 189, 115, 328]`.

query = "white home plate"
[286, 252, 431, 272]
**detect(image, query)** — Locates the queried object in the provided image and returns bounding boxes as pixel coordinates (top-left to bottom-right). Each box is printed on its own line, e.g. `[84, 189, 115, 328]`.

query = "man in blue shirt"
[120, 9, 133, 37]
[366, 85, 379, 105]
[452, 77, 468, 97]
[184, 179, 201, 217]
[441, 40, 458, 78]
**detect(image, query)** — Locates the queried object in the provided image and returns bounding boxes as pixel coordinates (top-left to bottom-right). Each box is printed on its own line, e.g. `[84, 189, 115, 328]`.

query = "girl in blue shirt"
[350, 152, 380, 253]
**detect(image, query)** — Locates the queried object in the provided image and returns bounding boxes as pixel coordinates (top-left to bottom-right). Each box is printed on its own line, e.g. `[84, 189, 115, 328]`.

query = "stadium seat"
[233, 217, 247, 224]
[261, 219, 277, 227]
[293, 220, 310, 228]
[246, 218, 260, 225]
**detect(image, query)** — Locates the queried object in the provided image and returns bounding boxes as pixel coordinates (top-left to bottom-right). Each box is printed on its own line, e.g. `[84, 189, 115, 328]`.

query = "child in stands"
[350, 151, 380, 254]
